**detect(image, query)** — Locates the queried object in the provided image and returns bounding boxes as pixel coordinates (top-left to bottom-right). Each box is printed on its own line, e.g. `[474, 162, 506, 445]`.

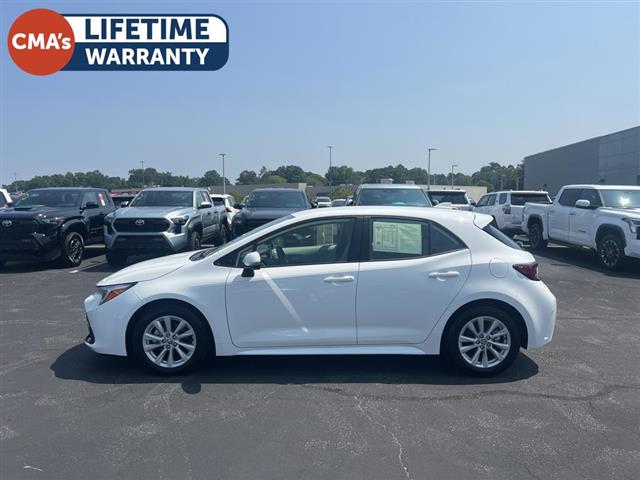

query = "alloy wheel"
[68, 237, 83, 263]
[599, 239, 620, 268]
[458, 316, 511, 369]
[142, 316, 197, 369]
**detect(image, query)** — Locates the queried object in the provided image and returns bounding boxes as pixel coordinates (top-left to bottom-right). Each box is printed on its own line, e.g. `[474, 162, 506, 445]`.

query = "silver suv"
[104, 187, 227, 266]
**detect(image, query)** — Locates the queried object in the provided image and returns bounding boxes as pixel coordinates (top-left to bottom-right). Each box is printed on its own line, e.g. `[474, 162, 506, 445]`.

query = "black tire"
[444, 306, 522, 377]
[59, 232, 85, 267]
[106, 251, 127, 268]
[528, 221, 547, 251]
[189, 231, 202, 251]
[214, 223, 230, 246]
[597, 233, 626, 271]
[130, 303, 212, 374]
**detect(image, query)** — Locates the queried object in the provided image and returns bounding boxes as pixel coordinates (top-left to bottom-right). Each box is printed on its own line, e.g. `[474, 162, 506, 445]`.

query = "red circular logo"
[7, 9, 75, 76]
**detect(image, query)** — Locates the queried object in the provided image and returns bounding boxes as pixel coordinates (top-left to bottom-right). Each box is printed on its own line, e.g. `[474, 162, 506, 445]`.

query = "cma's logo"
[135, 219, 145, 226]
[2, 220, 12, 227]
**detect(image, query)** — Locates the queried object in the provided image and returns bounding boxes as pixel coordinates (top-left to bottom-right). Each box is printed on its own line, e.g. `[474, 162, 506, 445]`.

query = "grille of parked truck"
[522, 185, 640, 270]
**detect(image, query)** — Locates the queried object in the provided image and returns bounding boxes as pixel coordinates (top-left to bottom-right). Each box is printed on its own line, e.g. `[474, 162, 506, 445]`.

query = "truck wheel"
[597, 233, 625, 270]
[106, 251, 127, 268]
[528, 222, 547, 250]
[59, 232, 85, 267]
[214, 223, 229, 246]
[189, 231, 202, 251]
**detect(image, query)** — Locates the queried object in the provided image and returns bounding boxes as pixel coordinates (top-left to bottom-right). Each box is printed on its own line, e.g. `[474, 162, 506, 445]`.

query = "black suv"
[0, 188, 115, 267]
[231, 188, 312, 237]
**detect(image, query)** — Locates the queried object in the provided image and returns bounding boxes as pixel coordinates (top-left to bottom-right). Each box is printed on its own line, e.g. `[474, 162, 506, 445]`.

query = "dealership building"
[523, 126, 640, 195]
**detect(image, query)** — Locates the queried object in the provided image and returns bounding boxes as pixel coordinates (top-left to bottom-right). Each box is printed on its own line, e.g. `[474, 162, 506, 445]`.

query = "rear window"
[357, 188, 430, 207]
[427, 191, 468, 205]
[482, 224, 522, 250]
[511, 193, 551, 205]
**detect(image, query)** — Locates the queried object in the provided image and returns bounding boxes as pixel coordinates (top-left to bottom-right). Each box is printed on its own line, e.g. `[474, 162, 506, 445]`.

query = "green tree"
[236, 170, 258, 184]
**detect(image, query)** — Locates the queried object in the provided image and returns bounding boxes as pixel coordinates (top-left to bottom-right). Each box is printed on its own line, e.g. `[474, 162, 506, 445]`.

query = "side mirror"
[241, 251, 262, 277]
[119, 201, 129, 208]
[432, 199, 440, 206]
[83, 201, 99, 209]
[311, 201, 318, 209]
[470, 201, 477, 207]
[575, 199, 591, 209]
[234, 203, 244, 210]
[198, 201, 212, 209]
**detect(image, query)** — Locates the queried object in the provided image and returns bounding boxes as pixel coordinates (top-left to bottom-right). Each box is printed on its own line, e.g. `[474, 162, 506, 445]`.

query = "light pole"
[219, 153, 227, 195]
[450, 164, 458, 187]
[327, 146, 334, 195]
[140, 160, 145, 186]
[427, 147, 437, 190]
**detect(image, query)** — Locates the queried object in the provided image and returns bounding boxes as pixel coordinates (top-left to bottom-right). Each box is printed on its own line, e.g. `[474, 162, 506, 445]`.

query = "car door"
[196, 191, 216, 239]
[570, 188, 601, 247]
[356, 217, 471, 344]
[225, 217, 360, 347]
[81, 191, 104, 242]
[549, 188, 581, 242]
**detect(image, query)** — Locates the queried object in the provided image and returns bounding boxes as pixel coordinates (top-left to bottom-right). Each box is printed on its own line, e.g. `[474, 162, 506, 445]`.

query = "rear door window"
[558, 189, 581, 207]
[499, 193, 508, 204]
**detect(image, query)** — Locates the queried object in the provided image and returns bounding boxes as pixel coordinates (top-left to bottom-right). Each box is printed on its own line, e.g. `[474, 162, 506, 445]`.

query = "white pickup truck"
[522, 184, 640, 270]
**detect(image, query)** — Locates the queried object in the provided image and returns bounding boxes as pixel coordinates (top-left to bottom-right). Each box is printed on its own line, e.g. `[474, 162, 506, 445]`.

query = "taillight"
[513, 262, 540, 281]
[503, 205, 511, 214]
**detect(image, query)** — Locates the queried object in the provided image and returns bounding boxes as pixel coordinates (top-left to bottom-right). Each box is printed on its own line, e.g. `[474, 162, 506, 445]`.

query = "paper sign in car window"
[372, 221, 422, 254]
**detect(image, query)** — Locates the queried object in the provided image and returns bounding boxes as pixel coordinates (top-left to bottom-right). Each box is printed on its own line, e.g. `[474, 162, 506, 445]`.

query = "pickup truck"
[522, 184, 640, 270]
[104, 187, 227, 267]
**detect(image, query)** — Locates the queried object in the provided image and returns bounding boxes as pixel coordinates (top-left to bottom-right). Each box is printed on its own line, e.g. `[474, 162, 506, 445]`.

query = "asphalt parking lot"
[1, 244, 639, 480]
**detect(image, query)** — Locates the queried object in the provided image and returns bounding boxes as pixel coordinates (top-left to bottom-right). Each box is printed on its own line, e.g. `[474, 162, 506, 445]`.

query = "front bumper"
[84, 289, 140, 356]
[624, 235, 640, 259]
[105, 229, 189, 255]
[0, 231, 62, 262]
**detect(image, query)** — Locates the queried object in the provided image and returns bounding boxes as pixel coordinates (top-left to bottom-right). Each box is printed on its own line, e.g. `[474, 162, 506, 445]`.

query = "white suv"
[474, 190, 551, 234]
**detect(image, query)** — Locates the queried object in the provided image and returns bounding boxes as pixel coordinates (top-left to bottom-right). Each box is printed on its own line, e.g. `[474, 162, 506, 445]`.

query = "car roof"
[27, 187, 102, 191]
[488, 190, 549, 195]
[561, 184, 640, 190]
[251, 188, 304, 192]
[291, 205, 476, 222]
[427, 189, 467, 194]
[141, 187, 202, 192]
[358, 184, 423, 189]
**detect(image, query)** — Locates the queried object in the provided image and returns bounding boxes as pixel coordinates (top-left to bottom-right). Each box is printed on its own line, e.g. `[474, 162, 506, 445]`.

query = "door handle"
[569, 213, 576, 216]
[428, 271, 460, 279]
[323, 275, 355, 284]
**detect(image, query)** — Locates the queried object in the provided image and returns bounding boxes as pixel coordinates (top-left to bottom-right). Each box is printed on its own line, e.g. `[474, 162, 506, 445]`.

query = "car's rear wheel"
[597, 233, 625, 270]
[59, 232, 84, 267]
[106, 251, 127, 268]
[445, 306, 521, 376]
[131, 304, 211, 374]
[528, 221, 547, 250]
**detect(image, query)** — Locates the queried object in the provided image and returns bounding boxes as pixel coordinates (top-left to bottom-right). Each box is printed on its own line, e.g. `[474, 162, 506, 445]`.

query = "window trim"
[215, 216, 362, 268]
[361, 216, 468, 263]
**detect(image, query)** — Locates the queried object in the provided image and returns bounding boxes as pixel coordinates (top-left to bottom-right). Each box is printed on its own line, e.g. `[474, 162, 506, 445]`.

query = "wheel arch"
[527, 214, 543, 229]
[61, 219, 89, 240]
[595, 224, 626, 248]
[125, 299, 215, 357]
[439, 299, 529, 351]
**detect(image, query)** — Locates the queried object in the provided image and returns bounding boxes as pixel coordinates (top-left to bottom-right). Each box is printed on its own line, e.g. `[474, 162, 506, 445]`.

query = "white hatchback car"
[84, 207, 556, 376]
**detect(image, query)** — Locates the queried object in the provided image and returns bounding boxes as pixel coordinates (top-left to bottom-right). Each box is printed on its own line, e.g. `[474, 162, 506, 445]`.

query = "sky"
[1, 0, 639, 185]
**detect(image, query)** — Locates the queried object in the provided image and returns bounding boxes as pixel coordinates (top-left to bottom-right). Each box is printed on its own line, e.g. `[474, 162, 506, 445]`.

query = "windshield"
[130, 190, 193, 207]
[15, 189, 81, 208]
[357, 188, 430, 207]
[600, 189, 640, 209]
[191, 215, 294, 260]
[246, 191, 306, 208]
[511, 193, 551, 205]
[428, 191, 467, 205]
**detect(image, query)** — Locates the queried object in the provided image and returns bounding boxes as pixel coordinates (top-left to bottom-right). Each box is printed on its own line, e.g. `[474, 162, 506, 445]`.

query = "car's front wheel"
[189, 231, 202, 251]
[444, 306, 521, 376]
[59, 232, 85, 267]
[597, 233, 625, 270]
[131, 304, 211, 374]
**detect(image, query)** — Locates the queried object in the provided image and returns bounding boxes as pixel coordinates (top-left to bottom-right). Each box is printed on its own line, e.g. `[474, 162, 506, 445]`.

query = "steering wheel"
[275, 245, 289, 265]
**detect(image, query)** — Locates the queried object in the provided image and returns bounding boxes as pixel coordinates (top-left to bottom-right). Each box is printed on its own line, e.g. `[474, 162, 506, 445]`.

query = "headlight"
[171, 215, 189, 226]
[97, 283, 136, 305]
[622, 218, 640, 233]
[40, 215, 65, 225]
